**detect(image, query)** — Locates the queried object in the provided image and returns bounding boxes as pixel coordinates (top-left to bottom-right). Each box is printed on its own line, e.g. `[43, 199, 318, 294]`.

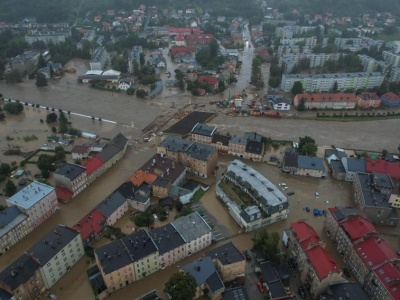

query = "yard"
[218, 179, 254, 208]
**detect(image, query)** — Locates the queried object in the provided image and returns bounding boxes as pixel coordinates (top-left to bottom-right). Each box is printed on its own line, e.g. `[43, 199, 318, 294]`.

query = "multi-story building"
[211, 134, 230, 154]
[358, 54, 381, 72]
[6, 181, 59, 230]
[128, 46, 143, 73]
[73, 210, 106, 246]
[0, 253, 45, 299]
[381, 92, 400, 108]
[90, 47, 110, 70]
[320, 281, 370, 299]
[275, 26, 315, 39]
[287, 221, 342, 298]
[281, 72, 385, 93]
[259, 261, 291, 299]
[0, 206, 30, 254]
[95, 190, 128, 226]
[277, 45, 313, 59]
[149, 224, 186, 269]
[383, 50, 400, 68]
[217, 160, 289, 232]
[390, 67, 400, 82]
[353, 172, 398, 226]
[280, 53, 341, 73]
[26, 225, 84, 288]
[293, 93, 357, 110]
[366, 261, 400, 300]
[228, 132, 265, 162]
[185, 34, 214, 51]
[282, 149, 325, 178]
[357, 92, 381, 108]
[94, 230, 159, 293]
[366, 158, 400, 181]
[191, 123, 217, 144]
[54, 163, 88, 202]
[25, 30, 70, 45]
[279, 37, 317, 47]
[171, 212, 212, 256]
[76, 29, 96, 50]
[206, 242, 246, 282]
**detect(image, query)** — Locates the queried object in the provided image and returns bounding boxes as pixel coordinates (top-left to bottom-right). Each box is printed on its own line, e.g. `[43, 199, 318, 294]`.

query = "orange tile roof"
[129, 169, 157, 187]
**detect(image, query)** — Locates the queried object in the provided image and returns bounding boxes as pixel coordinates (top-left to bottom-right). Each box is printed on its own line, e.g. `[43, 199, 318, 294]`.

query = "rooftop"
[290, 221, 320, 250]
[366, 158, 400, 180]
[71, 145, 89, 154]
[171, 212, 211, 242]
[341, 157, 366, 173]
[73, 210, 106, 240]
[354, 236, 396, 270]
[191, 123, 217, 137]
[140, 154, 186, 184]
[83, 156, 104, 176]
[221, 287, 249, 300]
[259, 261, 289, 298]
[164, 111, 215, 136]
[306, 245, 339, 279]
[297, 155, 325, 171]
[7, 181, 54, 210]
[330, 160, 346, 173]
[296, 92, 357, 103]
[356, 172, 392, 209]
[283, 72, 383, 79]
[55, 163, 86, 180]
[283, 148, 298, 168]
[340, 216, 377, 242]
[212, 134, 230, 146]
[26, 225, 81, 265]
[96, 191, 127, 218]
[320, 281, 370, 300]
[372, 261, 400, 299]
[159, 136, 194, 152]
[149, 224, 185, 255]
[206, 242, 245, 265]
[111, 133, 128, 150]
[129, 170, 157, 187]
[115, 181, 136, 200]
[187, 142, 216, 161]
[96, 144, 122, 163]
[0, 206, 28, 238]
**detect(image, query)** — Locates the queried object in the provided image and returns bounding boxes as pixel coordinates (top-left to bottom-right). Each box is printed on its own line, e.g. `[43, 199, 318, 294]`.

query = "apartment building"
[281, 72, 384, 92]
[171, 212, 212, 256]
[54, 163, 88, 202]
[383, 50, 400, 68]
[95, 191, 128, 226]
[277, 45, 313, 59]
[90, 47, 110, 70]
[0, 206, 30, 254]
[279, 37, 317, 47]
[228, 132, 265, 162]
[320, 282, 370, 300]
[293, 93, 357, 110]
[357, 92, 381, 108]
[381, 92, 400, 108]
[128, 46, 143, 73]
[280, 53, 341, 73]
[26, 225, 84, 288]
[275, 26, 315, 39]
[206, 242, 246, 282]
[7, 181, 59, 230]
[76, 29, 96, 50]
[186, 34, 214, 51]
[25, 30, 70, 45]
[191, 123, 217, 144]
[149, 224, 186, 269]
[282, 149, 325, 178]
[366, 261, 400, 300]
[358, 54, 381, 73]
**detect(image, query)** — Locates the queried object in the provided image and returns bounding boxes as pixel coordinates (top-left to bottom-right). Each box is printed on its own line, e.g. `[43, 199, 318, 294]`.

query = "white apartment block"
[280, 53, 341, 73]
[128, 46, 143, 73]
[358, 54, 381, 72]
[281, 72, 385, 92]
[90, 47, 110, 70]
[6, 181, 59, 230]
[383, 51, 400, 68]
[390, 67, 400, 82]
[25, 30, 70, 45]
[279, 37, 317, 47]
[277, 45, 313, 59]
[275, 26, 316, 39]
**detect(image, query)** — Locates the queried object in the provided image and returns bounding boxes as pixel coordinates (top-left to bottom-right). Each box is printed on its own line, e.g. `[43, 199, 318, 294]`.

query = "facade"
[71, 145, 90, 160]
[26, 225, 84, 288]
[217, 160, 289, 232]
[0, 254, 45, 300]
[149, 224, 186, 269]
[0, 206, 30, 254]
[94, 230, 159, 293]
[281, 72, 384, 92]
[171, 212, 212, 256]
[54, 163, 88, 200]
[90, 47, 110, 70]
[95, 191, 128, 226]
[357, 92, 381, 108]
[228, 133, 265, 162]
[353, 172, 398, 226]
[6, 181, 59, 230]
[280, 53, 340, 73]
[118, 181, 151, 212]
[73, 210, 106, 246]
[25, 30, 70, 45]
[191, 123, 217, 144]
[383, 50, 400, 68]
[206, 242, 246, 282]
[259, 261, 291, 299]
[381, 92, 400, 108]
[282, 149, 325, 178]
[293, 93, 357, 110]
[367, 262, 400, 300]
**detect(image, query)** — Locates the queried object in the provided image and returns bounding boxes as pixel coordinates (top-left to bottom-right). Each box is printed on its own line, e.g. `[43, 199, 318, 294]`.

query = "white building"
[383, 51, 400, 68]
[6, 181, 59, 230]
[128, 46, 143, 73]
[358, 55, 381, 73]
[90, 47, 110, 70]
[280, 53, 341, 73]
[25, 30, 70, 45]
[26, 225, 84, 288]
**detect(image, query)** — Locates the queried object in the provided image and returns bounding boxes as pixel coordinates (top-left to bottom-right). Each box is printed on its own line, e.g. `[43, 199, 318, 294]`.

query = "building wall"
[98, 262, 135, 292]
[185, 233, 212, 256]
[106, 202, 129, 226]
[381, 96, 400, 107]
[158, 244, 186, 269]
[133, 252, 159, 281]
[364, 271, 392, 300]
[346, 247, 370, 284]
[0, 268, 46, 300]
[40, 235, 84, 288]
[389, 193, 400, 208]
[152, 184, 170, 198]
[0, 217, 31, 254]
[128, 199, 150, 212]
[357, 97, 381, 108]
[215, 259, 246, 282]
[191, 133, 212, 144]
[296, 168, 323, 178]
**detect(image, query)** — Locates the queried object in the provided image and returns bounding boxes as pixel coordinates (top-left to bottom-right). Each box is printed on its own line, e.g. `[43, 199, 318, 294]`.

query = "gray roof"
[372, 172, 393, 190]
[0, 254, 40, 290]
[356, 172, 392, 209]
[96, 191, 127, 218]
[0, 288, 12, 299]
[181, 256, 224, 293]
[212, 134, 230, 146]
[153, 177, 170, 187]
[96, 143, 121, 163]
[330, 160, 346, 173]
[94, 230, 158, 274]
[206, 242, 245, 265]
[159, 136, 194, 152]
[245, 140, 263, 155]
[187, 142, 216, 161]
[171, 212, 211, 242]
[331, 208, 363, 221]
[26, 225, 80, 266]
[243, 132, 264, 142]
[55, 163, 86, 180]
[116, 181, 136, 200]
[297, 155, 325, 171]
[140, 154, 186, 185]
[283, 148, 298, 168]
[283, 71, 383, 79]
[320, 281, 370, 300]
[191, 123, 217, 137]
[0, 206, 28, 238]
[240, 206, 261, 223]
[341, 157, 366, 173]
[111, 133, 128, 150]
[259, 261, 288, 299]
[229, 136, 247, 146]
[222, 287, 250, 300]
[148, 224, 185, 255]
[325, 149, 347, 159]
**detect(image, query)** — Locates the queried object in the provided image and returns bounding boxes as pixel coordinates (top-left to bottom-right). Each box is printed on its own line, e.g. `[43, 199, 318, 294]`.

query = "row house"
[357, 92, 381, 108]
[7, 181, 59, 230]
[54, 163, 88, 202]
[293, 93, 357, 110]
[329, 157, 366, 182]
[25, 30, 70, 45]
[95, 190, 128, 226]
[191, 123, 217, 144]
[0, 206, 31, 254]
[116, 181, 150, 212]
[73, 210, 107, 246]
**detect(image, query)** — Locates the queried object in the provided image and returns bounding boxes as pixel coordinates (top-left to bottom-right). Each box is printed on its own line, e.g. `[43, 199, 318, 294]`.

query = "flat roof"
[171, 212, 211, 242]
[7, 181, 54, 210]
[164, 111, 215, 135]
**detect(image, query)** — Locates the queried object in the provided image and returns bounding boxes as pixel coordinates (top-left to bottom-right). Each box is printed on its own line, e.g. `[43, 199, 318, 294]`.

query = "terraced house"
[0, 206, 30, 254]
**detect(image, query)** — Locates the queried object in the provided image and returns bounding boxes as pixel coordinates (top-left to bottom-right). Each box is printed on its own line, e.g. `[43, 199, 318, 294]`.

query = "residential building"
[383, 50, 400, 68]
[71, 145, 90, 160]
[259, 261, 291, 299]
[0, 254, 45, 299]
[320, 281, 370, 300]
[341, 157, 366, 181]
[197, 75, 219, 91]
[366, 158, 400, 180]
[280, 53, 341, 73]
[325, 148, 347, 163]
[330, 160, 346, 181]
[171, 212, 212, 256]
[228, 132, 265, 162]
[191, 123, 217, 144]
[83, 156, 104, 184]
[54, 163, 88, 201]
[94, 230, 159, 293]
[118, 78, 134, 91]
[353, 172, 398, 226]
[149, 224, 186, 269]
[217, 160, 289, 232]
[281, 72, 384, 93]
[358, 54, 380, 72]
[95, 191, 128, 226]
[77, 29, 96, 50]
[180, 256, 225, 300]
[116, 181, 149, 212]
[221, 287, 249, 300]
[366, 261, 400, 300]
[0, 206, 30, 254]
[381, 92, 400, 108]
[293, 93, 357, 110]
[211, 134, 230, 154]
[25, 30, 70, 45]
[282, 149, 325, 178]
[168, 27, 201, 36]
[73, 210, 106, 246]
[357, 92, 381, 108]
[128, 46, 143, 73]
[206, 242, 246, 282]
[90, 47, 110, 70]
[287, 222, 342, 298]
[6, 181, 59, 230]
[185, 34, 214, 51]
[26, 225, 84, 288]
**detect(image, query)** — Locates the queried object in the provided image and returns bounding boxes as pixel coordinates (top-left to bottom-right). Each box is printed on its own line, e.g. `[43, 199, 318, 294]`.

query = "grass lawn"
[192, 189, 206, 201]
[377, 32, 400, 42]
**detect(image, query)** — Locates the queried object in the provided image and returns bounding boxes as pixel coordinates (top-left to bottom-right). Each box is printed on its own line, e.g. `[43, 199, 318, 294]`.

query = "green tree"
[133, 60, 140, 77]
[59, 111, 68, 124]
[46, 112, 58, 123]
[164, 272, 197, 300]
[299, 136, 316, 152]
[4, 102, 23, 114]
[38, 53, 47, 68]
[209, 39, 219, 59]
[4, 69, 22, 83]
[5, 180, 17, 197]
[0, 163, 11, 177]
[139, 52, 145, 68]
[126, 88, 135, 95]
[59, 122, 68, 133]
[252, 230, 281, 263]
[136, 89, 148, 98]
[332, 81, 338, 93]
[301, 142, 318, 156]
[35, 73, 48, 87]
[54, 146, 66, 161]
[297, 98, 306, 111]
[382, 149, 388, 158]
[291, 81, 304, 95]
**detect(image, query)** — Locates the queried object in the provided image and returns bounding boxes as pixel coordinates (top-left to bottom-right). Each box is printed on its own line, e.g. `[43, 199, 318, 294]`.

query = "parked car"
[257, 282, 265, 293]
[315, 192, 319, 198]
[298, 287, 306, 299]
[47, 293, 57, 300]
[152, 214, 158, 221]
[287, 191, 295, 196]
[282, 186, 289, 191]
[343, 268, 351, 278]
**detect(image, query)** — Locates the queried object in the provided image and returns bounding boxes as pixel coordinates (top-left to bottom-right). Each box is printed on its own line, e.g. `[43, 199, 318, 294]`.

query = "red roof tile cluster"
[340, 216, 377, 242]
[357, 92, 380, 101]
[170, 46, 190, 56]
[290, 221, 320, 250]
[168, 27, 201, 35]
[373, 262, 400, 299]
[175, 35, 185, 41]
[366, 158, 400, 180]
[198, 75, 219, 86]
[296, 93, 357, 103]
[382, 92, 400, 102]
[305, 245, 339, 279]
[73, 210, 106, 240]
[354, 236, 396, 269]
[186, 33, 214, 41]
[55, 187, 73, 203]
[83, 156, 104, 176]
[129, 169, 157, 187]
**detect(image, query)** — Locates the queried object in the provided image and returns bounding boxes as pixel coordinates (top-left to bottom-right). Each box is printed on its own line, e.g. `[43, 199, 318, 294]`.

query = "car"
[47, 293, 57, 300]
[298, 287, 306, 299]
[282, 186, 289, 191]
[281, 183, 287, 187]
[257, 282, 265, 293]
[315, 192, 319, 198]
[287, 191, 295, 196]
[152, 214, 158, 221]
[343, 268, 351, 278]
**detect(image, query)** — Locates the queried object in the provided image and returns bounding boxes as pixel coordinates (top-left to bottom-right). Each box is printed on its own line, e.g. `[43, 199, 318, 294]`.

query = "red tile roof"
[175, 35, 185, 41]
[186, 33, 214, 41]
[306, 245, 339, 279]
[354, 236, 396, 270]
[129, 169, 157, 187]
[170, 46, 190, 56]
[198, 75, 219, 86]
[382, 92, 400, 101]
[358, 92, 380, 101]
[291, 221, 320, 250]
[373, 262, 400, 299]
[55, 187, 73, 203]
[366, 158, 400, 180]
[169, 27, 201, 35]
[73, 210, 106, 240]
[71, 145, 90, 154]
[340, 216, 377, 242]
[83, 156, 104, 176]
[295, 93, 357, 103]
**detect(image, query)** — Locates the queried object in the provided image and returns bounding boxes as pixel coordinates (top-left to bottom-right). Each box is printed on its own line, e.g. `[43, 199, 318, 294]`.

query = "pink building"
[357, 92, 381, 108]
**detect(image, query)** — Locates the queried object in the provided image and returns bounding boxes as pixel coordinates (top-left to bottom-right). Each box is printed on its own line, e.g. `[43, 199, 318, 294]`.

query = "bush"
[46, 113, 58, 123]
[4, 102, 23, 115]
[136, 89, 148, 98]
[126, 88, 135, 95]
